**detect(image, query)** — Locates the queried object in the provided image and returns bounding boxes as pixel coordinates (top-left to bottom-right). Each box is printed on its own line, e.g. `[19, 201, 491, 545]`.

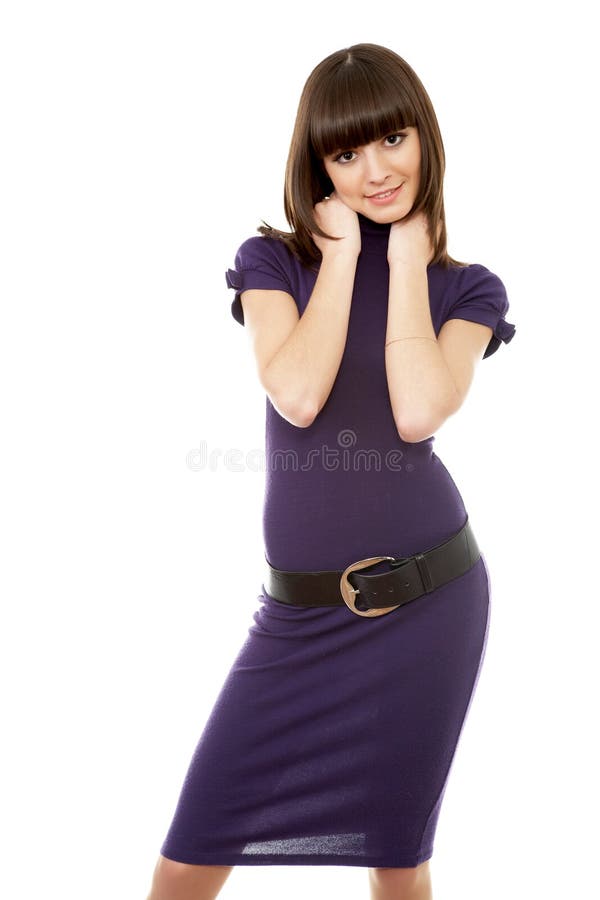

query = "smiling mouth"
[365, 183, 404, 199]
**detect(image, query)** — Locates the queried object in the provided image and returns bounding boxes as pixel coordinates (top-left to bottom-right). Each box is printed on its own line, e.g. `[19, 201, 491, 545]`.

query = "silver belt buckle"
[340, 556, 400, 617]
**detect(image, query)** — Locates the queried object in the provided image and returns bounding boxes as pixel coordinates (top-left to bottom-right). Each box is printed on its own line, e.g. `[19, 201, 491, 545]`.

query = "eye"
[384, 132, 407, 147]
[332, 132, 407, 164]
[332, 149, 356, 164]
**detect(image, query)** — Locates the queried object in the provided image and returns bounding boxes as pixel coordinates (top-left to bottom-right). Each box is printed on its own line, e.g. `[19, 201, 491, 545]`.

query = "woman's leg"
[368, 860, 433, 900]
[145, 854, 234, 900]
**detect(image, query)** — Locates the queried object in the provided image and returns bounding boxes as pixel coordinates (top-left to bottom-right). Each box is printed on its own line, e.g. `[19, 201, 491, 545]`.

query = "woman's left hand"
[387, 210, 440, 268]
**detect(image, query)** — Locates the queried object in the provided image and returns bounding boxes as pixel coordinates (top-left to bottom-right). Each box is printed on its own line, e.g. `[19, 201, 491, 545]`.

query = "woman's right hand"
[311, 191, 361, 258]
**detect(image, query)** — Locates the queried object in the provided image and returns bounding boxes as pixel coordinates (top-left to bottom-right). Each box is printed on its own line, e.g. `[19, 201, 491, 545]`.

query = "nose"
[363, 148, 392, 187]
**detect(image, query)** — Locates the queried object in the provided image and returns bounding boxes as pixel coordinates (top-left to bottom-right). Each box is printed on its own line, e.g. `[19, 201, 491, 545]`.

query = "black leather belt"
[264, 517, 481, 617]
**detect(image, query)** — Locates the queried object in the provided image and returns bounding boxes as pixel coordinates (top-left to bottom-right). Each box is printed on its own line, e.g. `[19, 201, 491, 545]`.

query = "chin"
[365, 207, 402, 220]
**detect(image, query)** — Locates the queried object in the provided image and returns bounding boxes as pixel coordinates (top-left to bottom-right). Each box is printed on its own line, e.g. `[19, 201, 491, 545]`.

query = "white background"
[1, 1, 598, 898]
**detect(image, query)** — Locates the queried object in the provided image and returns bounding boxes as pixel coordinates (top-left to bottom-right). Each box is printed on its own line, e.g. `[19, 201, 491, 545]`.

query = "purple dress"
[158, 212, 516, 867]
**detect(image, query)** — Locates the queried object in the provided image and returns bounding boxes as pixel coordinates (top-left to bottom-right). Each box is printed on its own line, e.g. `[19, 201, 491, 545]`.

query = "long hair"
[256, 43, 469, 271]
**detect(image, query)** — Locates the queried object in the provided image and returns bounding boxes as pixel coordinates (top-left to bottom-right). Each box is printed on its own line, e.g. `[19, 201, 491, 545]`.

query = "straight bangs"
[309, 63, 416, 160]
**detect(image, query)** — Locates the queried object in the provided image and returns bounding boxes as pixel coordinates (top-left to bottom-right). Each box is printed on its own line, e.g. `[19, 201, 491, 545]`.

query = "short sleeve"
[445, 264, 516, 359]
[225, 236, 294, 326]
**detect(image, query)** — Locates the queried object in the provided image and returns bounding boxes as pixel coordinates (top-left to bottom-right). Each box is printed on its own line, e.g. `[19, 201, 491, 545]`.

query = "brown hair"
[256, 43, 469, 271]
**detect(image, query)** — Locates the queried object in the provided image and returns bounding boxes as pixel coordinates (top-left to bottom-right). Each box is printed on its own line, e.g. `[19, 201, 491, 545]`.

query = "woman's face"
[322, 125, 421, 221]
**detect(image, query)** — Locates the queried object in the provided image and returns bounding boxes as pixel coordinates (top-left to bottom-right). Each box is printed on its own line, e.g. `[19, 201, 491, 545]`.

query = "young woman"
[146, 42, 516, 900]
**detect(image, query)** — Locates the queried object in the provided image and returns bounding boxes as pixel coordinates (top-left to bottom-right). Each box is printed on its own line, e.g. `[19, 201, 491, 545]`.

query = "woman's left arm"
[385, 260, 491, 443]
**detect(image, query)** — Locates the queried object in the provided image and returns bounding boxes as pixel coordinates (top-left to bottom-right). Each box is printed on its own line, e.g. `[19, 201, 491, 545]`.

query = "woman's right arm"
[241, 248, 358, 428]
[240, 195, 360, 428]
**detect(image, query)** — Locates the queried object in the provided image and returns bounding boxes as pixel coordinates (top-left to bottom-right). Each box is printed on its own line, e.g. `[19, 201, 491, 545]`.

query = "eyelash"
[332, 133, 407, 164]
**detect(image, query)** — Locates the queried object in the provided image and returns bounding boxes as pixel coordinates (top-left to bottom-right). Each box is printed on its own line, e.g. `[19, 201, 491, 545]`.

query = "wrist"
[387, 256, 428, 274]
[321, 245, 360, 264]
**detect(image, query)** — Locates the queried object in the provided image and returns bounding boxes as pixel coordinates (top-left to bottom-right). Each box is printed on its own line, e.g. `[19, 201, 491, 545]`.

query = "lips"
[366, 183, 404, 198]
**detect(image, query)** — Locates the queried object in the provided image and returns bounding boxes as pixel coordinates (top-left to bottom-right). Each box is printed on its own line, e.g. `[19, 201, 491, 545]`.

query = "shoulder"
[225, 234, 301, 327]
[226, 234, 299, 291]
[439, 262, 515, 358]
[230, 233, 295, 274]
[452, 262, 508, 301]
[431, 261, 509, 312]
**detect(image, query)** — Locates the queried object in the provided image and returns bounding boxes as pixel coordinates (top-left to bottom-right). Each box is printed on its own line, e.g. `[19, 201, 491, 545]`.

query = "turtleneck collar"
[356, 211, 393, 256]
[357, 211, 393, 240]
[356, 211, 438, 270]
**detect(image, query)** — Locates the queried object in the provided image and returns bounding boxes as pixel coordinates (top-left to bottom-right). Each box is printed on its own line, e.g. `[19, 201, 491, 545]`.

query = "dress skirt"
[159, 552, 492, 868]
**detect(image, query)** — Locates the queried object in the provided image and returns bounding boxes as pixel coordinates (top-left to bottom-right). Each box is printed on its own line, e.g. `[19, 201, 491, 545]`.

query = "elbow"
[288, 402, 319, 428]
[396, 421, 431, 443]
[261, 369, 318, 428]
[268, 388, 319, 428]
[393, 391, 462, 444]
[395, 407, 452, 443]
[261, 361, 320, 427]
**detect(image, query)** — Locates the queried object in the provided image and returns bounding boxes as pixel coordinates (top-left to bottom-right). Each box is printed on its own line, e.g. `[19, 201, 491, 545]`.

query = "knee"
[146, 854, 233, 900]
[151, 854, 188, 879]
[369, 859, 430, 888]
[146, 855, 178, 899]
[149, 854, 188, 889]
